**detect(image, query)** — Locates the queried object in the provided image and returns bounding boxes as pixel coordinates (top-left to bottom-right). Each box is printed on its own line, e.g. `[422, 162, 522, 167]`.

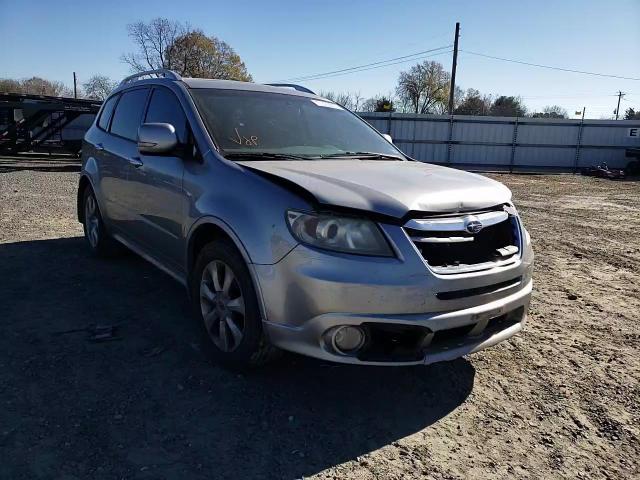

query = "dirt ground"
[1, 156, 638, 480]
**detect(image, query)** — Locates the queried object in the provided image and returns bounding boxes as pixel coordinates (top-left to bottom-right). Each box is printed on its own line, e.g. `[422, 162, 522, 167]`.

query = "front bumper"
[262, 278, 531, 366]
[254, 221, 533, 365]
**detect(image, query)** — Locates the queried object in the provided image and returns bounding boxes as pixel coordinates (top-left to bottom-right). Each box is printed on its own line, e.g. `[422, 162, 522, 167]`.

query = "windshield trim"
[187, 87, 408, 162]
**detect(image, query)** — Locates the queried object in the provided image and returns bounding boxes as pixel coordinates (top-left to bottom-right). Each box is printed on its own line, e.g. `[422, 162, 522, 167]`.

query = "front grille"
[404, 207, 521, 274]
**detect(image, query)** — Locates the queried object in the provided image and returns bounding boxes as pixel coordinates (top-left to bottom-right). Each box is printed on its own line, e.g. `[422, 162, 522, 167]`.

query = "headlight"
[286, 210, 393, 257]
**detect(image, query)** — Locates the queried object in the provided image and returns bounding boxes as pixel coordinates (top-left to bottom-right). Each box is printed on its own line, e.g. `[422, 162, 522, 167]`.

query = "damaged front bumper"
[261, 279, 531, 366]
[253, 221, 533, 366]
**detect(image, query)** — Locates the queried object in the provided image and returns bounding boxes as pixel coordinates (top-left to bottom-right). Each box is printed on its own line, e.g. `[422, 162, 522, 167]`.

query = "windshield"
[190, 88, 404, 159]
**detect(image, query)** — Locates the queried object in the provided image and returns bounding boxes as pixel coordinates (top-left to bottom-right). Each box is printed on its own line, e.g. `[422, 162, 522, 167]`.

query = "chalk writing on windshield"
[230, 128, 258, 146]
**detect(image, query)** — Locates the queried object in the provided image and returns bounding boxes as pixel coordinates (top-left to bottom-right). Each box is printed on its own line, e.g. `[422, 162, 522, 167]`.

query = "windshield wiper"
[318, 152, 405, 161]
[224, 152, 311, 161]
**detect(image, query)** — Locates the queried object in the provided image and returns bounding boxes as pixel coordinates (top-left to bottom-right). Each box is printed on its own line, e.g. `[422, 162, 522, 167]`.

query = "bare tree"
[121, 18, 184, 72]
[360, 97, 379, 113]
[531, 105, 568, 119]
[83, 75, 117, 100]
[358, 95, 396, 113]
[395, 61, 450, 114]
[352, 91, 363, 112]
[0, 79, 23, 94]
[122, 19, 252, 80]
[3, 77, 70, 96]
[319, 91, 361, 110]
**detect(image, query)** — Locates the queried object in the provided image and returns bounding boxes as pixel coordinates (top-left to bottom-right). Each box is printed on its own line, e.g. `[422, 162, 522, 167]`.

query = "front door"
[125, 86, 189, 271]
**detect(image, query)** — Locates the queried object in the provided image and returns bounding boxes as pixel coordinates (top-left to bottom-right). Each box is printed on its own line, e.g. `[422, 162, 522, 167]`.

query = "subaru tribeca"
[78, 69, 533, 368]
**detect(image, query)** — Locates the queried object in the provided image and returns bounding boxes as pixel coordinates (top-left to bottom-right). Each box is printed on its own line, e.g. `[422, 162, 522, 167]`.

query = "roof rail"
[264, 83, 315, 95]
[119, 69, 182, 87]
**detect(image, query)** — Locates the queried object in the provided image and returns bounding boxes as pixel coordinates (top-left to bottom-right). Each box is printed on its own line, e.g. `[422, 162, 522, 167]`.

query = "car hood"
[238, 160, 512, 218]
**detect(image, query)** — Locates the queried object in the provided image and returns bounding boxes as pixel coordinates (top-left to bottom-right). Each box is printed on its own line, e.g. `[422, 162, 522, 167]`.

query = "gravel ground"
[0, 157, 638, 479]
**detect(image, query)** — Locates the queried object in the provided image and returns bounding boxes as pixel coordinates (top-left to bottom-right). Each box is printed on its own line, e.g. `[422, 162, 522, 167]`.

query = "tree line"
[0, 75, 121, 101]
[1, 16, 639, 120]
[311, 61, 640, 120]
[321, 61, 570, 118]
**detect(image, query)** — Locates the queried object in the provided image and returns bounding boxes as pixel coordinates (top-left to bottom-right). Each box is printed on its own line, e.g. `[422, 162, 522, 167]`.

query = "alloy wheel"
[84, 194, 100, 248]
[200, 260, 246, 352]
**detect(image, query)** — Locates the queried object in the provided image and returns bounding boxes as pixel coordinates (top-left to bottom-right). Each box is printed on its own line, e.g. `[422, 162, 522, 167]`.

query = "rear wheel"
[81, 187, 121, 257]
[190, 240, 277, 369]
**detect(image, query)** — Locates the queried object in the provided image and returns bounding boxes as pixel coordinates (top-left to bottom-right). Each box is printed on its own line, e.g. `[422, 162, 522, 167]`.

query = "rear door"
[125, 86, 189, 270]
[92, 93, 127, 226]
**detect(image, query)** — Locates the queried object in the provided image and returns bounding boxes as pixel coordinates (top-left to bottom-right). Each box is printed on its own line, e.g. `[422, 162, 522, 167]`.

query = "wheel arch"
[77, 174, 94, 223]
[186, 217, 269, 323]
[186, 217, 255, 275]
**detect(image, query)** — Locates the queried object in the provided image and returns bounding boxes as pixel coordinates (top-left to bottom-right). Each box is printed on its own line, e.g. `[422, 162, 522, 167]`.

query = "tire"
[190, 240, 278, 370]
[81, 187, 122, 257]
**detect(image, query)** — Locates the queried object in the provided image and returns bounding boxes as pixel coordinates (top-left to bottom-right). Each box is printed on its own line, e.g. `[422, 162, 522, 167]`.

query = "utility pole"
[615, 91, 625, 120]
[73, 72, 77, 99]
[581, 106, 585, 121]
[448, 22, 460, 115]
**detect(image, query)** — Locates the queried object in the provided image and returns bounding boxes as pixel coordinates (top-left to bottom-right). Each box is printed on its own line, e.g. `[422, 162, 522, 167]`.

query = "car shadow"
[0, 236, 475, 480]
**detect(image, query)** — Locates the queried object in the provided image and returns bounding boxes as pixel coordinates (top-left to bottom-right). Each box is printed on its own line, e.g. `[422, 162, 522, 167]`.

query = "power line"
[520, 94, 619, 99]
[293, 50, 454, 82]
[276, 45, 452, 83]
[460, 50, 640, 81]
[280, 45, 452, 82]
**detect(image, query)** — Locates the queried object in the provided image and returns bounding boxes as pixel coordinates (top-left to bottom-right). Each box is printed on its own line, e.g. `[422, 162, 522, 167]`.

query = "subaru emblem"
[464, 216, 483, 234]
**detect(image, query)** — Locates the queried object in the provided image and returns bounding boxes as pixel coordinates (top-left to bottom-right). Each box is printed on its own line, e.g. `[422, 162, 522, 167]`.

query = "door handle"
[95, 143, 105, 151]
[129, 156, 144, 168]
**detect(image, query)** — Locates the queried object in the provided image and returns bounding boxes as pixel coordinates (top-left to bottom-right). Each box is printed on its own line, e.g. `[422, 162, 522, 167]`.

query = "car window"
[97, 94, 119, 131]
[110, 88, 149, 141]
[145, 88, 188, 144]
[190, 89, 401, 158]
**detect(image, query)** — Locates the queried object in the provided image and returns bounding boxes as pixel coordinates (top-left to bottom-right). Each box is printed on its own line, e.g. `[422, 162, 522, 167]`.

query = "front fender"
[183, 154, 311, 265]
[186, 215, 257, 267]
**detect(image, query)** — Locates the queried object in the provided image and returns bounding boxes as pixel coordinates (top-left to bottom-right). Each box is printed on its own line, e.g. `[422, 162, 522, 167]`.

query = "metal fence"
[359, 112, 640, 171]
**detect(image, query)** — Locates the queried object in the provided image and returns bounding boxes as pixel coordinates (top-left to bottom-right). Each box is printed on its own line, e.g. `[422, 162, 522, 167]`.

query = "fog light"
[332, 326, 365, 354]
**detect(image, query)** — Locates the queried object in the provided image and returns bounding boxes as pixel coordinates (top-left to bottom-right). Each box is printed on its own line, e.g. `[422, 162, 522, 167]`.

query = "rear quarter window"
[97, 94, 119, 131]
[109, 88, 149, 141]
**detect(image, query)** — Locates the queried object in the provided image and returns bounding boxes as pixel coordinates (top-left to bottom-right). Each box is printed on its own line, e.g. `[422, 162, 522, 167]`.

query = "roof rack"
[119, 69, 182, 87]
[264, 83, 315, 95]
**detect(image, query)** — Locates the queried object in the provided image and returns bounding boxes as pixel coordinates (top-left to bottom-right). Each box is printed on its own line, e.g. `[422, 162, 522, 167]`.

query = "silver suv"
[78, 69, 533, 369]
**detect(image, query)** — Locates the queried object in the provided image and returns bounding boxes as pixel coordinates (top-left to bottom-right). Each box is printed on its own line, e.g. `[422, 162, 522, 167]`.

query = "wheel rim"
[200, 260, 246, 352]
[84, 194, 100, 248]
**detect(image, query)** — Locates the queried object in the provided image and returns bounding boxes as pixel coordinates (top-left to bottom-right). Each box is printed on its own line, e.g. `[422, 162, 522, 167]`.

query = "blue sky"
[1, 0, 639, 118]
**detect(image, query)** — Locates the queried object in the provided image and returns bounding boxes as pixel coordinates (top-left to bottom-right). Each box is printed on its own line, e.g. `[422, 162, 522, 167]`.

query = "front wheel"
[190, 240, 278, 369]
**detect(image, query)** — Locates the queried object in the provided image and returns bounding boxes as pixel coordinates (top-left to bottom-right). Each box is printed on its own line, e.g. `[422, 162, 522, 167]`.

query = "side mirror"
[138, 123, 178, 154]
[382, 133, 393, 143]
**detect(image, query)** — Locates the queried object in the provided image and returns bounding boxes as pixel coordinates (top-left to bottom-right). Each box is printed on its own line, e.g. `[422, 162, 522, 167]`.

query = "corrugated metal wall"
[359, 113, 640, 171]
